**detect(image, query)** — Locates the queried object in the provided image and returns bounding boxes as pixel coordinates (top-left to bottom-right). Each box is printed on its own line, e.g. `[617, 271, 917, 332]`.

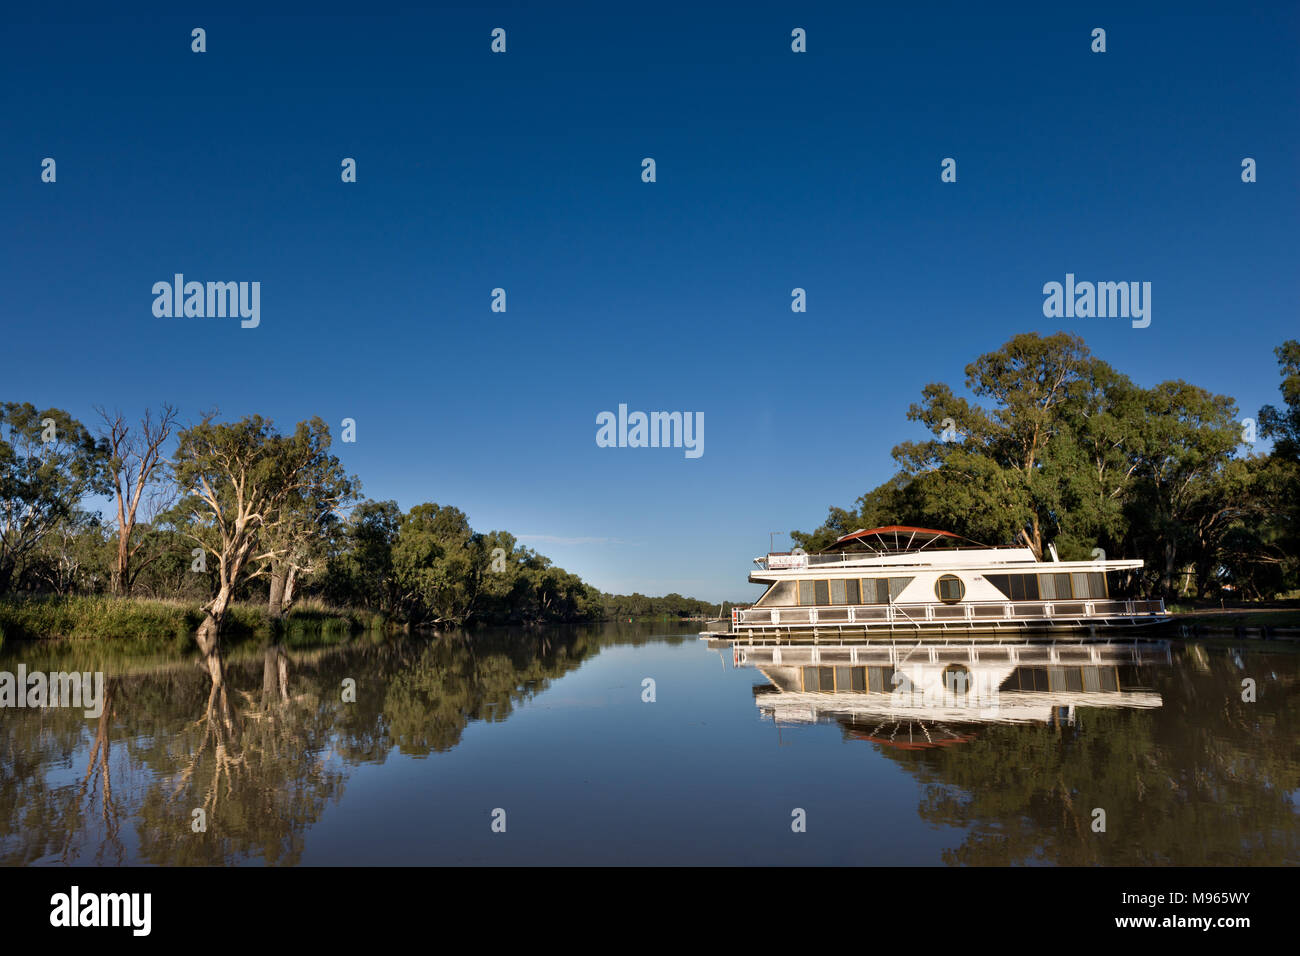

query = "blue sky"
[2, 2, 1297, 601]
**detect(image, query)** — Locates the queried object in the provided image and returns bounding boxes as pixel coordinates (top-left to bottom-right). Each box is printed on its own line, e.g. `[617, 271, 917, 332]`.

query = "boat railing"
[733, 598, 1167, 628]
[759, 548, 1028, 569]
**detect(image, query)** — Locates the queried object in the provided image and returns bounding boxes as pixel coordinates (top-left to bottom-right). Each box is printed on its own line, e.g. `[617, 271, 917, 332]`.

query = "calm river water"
[1, 623, 1296, 865]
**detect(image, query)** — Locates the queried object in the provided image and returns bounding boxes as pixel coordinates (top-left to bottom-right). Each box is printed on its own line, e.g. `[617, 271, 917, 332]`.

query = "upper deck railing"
[758, 548, 1023, 570]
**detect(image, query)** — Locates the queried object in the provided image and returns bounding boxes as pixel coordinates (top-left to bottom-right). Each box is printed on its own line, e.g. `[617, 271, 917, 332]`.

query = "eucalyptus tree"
[391, 502, 486, 626]
[1258, 341, 1300, 593]
[321, 498, 402, 613]
[890, 332, 1096, 557]
[0, 403, 109, 593]
[96, 404, 179, 595]
[172, 414, 347, 724]
[1125, 380, 1241, 596]
[256, 445, 356, 620]
[1259, 339, 1300, 463]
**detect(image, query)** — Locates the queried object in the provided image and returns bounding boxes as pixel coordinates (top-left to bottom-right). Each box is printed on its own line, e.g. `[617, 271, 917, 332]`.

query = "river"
[0, 623, 1296, 865]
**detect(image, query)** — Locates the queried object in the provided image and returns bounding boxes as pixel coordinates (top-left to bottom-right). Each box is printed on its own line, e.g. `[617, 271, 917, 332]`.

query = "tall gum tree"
[891, 332, 1094, 557]
[172, 414, 346, 726]
[259, 460, 356, 620]
[96, 405, 178, 596]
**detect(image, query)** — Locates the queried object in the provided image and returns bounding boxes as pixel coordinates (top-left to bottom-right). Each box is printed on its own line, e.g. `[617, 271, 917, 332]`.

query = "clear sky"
[3, 2, 1297, 601]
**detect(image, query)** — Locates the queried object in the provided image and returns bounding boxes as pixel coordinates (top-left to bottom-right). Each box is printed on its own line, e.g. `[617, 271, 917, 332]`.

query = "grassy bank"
[0, 594, 388, 652]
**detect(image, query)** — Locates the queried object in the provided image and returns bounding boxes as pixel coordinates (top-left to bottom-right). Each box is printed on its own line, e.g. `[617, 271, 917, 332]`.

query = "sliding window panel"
[830, 579, 847, 605]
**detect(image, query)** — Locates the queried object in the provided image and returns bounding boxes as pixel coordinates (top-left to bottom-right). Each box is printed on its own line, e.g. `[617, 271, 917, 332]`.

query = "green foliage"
[1259, 339, 1300, 463]
[796, 333, 1300, 600]
[599, 592, 739, 619]
[0, 403, 110, 592]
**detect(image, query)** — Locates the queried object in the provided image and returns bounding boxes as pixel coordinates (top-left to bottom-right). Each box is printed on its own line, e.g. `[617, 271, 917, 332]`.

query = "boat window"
[1089, 572, 1107, 597]
[1039, 573, 1056, 599]
[1010, 575, 1040, 600]
[988, 573, 1045, 600]
[1071, 572, 1091, 599]
[859, 579, 889, 604]
[935, 574, 965, 603]
[798, 581, 817, 606]
[830, 579, 847, 605]
[889, 577, 913, 600]
[844, 579, 861, 604]
[814, 580, 830, 605]
[756, 581, 797, 606]
[1054, 573, 1073, 598]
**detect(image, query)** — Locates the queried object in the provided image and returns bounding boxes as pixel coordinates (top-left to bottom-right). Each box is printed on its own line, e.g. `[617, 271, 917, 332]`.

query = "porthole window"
[935, 574, 965, 603]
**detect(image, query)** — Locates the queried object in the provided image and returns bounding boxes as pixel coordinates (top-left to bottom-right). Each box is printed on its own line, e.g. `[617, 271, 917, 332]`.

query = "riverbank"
[0, 595, 387, 651]
[1168, 603, 1300, 628]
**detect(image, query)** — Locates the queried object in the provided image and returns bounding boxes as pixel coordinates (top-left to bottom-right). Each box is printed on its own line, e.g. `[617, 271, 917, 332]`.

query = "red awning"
[834, 525, 960, 545]
[827, 525, 984, 554]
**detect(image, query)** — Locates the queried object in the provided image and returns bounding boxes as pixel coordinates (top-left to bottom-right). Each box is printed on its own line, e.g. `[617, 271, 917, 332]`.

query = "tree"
[792, 335, 1289, 599]
[172, 414, 346, 724]
[321, 499, 402, 613]
[1256, 339, 1300, 594]
[391, 503, 485, 626]
[96, 404, 179, 596]
[1126, 381, 1241, 596]
[1258, 340, 1300, 463]
[891, 332, 1096, 557]
[255, 441, 355, 619]
[0, 403, 108, 593]
[28, 510, 112, 595]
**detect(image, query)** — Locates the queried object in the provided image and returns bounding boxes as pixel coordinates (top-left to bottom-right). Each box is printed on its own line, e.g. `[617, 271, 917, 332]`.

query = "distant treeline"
[0, 407, 721, 635]
[600, 593, 740, 620]
[793, 333, 1300, 601]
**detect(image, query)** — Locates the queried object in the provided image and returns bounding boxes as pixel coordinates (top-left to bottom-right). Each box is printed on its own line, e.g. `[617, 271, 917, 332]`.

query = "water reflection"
[730, 635, 1299, 864]
[1, 627, 1296, 865]
[1, 624, 672, 865]
[735, 638, 1169, 735]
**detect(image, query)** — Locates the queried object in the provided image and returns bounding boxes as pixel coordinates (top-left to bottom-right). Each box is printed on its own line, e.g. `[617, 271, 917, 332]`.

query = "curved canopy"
[828, 525, 983, 553]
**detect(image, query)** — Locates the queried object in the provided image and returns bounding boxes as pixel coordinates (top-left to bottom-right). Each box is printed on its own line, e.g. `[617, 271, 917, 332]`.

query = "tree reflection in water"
[1, 624, 643, 864]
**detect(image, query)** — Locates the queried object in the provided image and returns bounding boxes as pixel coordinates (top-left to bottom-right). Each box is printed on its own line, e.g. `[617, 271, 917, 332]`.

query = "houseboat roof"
[829, 526, 985, 553]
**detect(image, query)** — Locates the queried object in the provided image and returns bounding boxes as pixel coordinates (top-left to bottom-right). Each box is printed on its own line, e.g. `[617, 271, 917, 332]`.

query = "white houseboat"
[713, 525, 1168, 639]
